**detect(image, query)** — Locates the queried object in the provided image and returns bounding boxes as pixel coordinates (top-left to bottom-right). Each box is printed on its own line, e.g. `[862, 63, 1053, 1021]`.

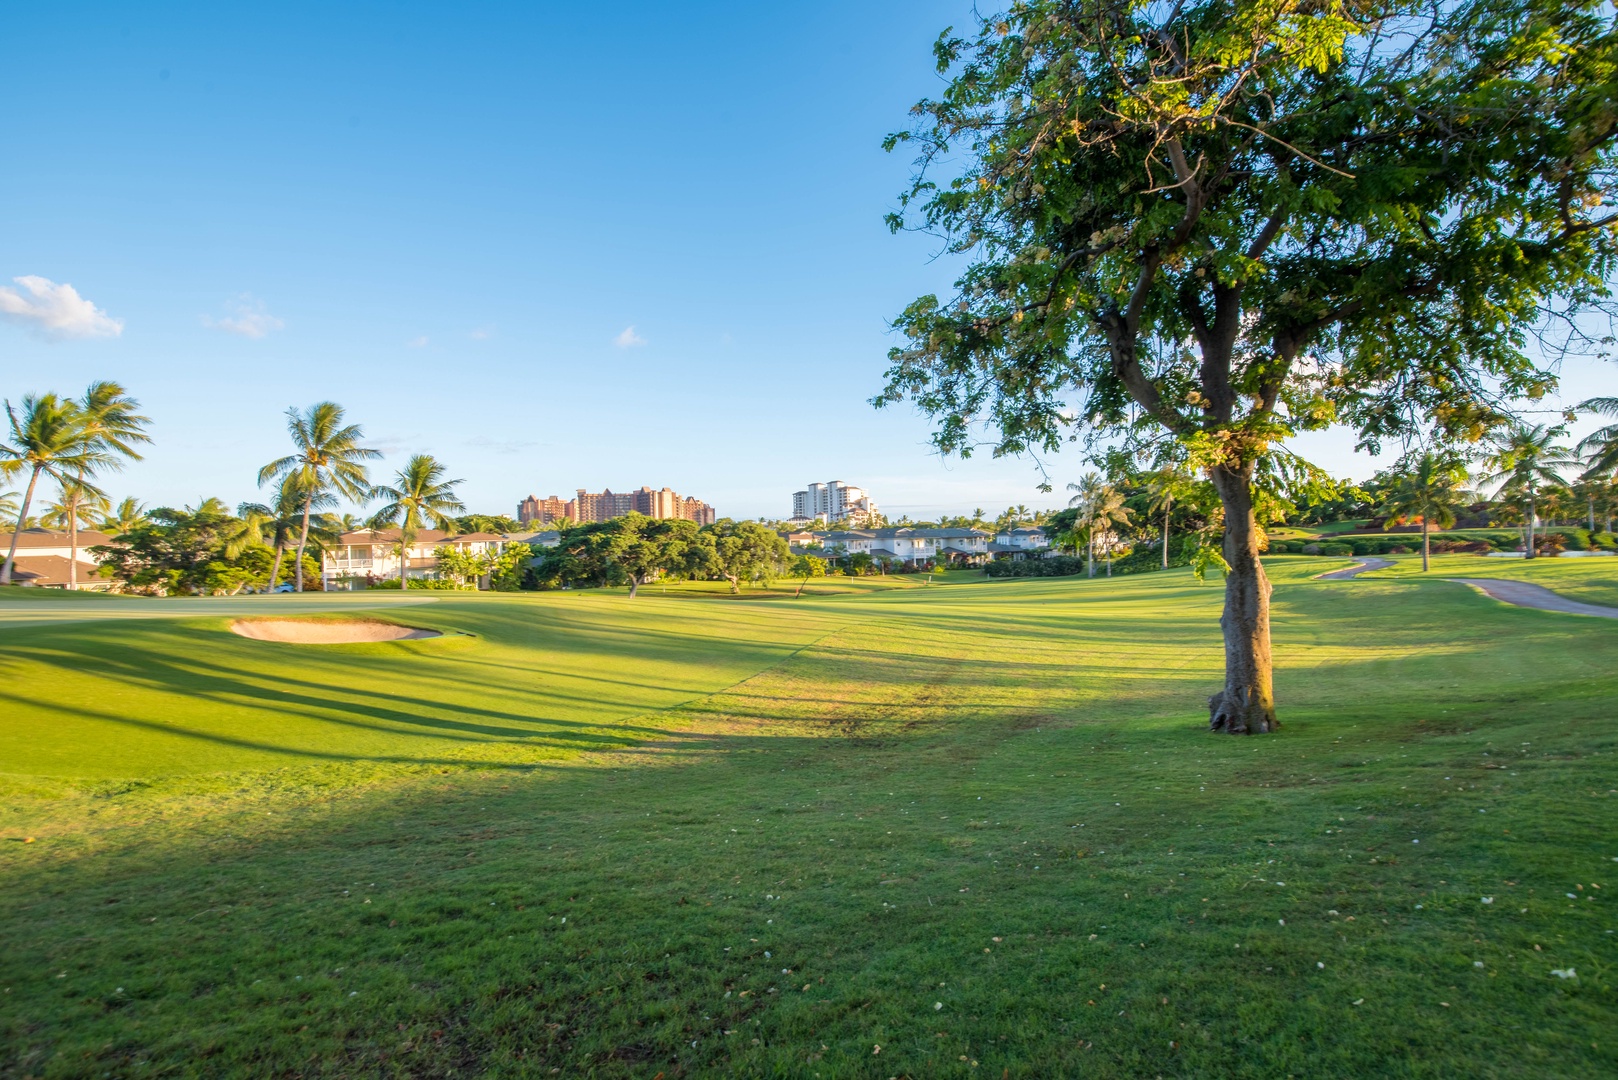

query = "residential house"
[0, 529, 114, 589]
[990, 526, 1052, 560]
[794, 526, 992, 568]
[321, 529, 510, 588]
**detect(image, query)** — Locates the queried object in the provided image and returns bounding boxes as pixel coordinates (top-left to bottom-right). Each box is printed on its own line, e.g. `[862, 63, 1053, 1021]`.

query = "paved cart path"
[1316, 557, 1395, 580]
[1446, 577, 1618, 619]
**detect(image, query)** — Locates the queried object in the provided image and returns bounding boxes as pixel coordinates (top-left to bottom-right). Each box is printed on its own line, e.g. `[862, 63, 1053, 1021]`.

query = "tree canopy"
[880, 0, 1618, 732]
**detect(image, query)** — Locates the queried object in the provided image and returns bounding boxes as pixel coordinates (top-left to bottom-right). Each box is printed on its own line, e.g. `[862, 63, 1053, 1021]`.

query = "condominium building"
[518, 486, 715, 526]
[790, 480, 878, 525]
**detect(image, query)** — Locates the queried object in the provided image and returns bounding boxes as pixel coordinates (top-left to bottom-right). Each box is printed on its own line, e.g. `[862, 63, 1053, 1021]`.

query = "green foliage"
[985, 555, 1086, 577]
[91, 505, 321, 594]
[532, 514, 704, 594]
[880, 0, 1618, 463]
[701, 519, 791, 593]
[367, 576, 470, 591]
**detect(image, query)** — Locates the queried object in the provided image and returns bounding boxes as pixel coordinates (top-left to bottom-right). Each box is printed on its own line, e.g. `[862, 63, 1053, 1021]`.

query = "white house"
[321, 529, 511, 588]
[990, 526, 1052, 559]
[796, 527, 992, 567]
[0, 529, 114, 589]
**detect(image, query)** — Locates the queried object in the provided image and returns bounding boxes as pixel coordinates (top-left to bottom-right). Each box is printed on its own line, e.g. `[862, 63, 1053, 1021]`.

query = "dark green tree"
[879, 0, 1618, 732]
[701, 519, 791, 594]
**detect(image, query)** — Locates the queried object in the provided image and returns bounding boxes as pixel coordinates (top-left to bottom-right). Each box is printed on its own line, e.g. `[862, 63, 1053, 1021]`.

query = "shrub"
[1320, 543, 1353, 556]
[367, 577, 472, 591]
[985, 555, 1087, 578]
[1388, 544, 1412, 554]
[1301, 543, 1323, 555]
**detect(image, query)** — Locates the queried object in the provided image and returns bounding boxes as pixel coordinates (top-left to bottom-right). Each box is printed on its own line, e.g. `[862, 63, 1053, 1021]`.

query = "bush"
[1388, 544, 1412, 554]
[1302, 543, 1323, 555]
[985, 555, 1087, 578]
[1320, 543, 1353, 556]
[367, 577, 473, 591]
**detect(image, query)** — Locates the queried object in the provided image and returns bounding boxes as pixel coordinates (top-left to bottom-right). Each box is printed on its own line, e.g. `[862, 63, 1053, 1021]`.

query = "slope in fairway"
[1, 565, 1614, 1078]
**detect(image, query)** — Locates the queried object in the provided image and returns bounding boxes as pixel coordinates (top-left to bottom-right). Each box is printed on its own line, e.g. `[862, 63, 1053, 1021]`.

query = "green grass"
[2, 563, 1615, 1078]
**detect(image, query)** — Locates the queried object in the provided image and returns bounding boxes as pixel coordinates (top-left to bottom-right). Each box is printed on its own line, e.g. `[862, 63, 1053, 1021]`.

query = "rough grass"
[1, 561, 1615, 1078]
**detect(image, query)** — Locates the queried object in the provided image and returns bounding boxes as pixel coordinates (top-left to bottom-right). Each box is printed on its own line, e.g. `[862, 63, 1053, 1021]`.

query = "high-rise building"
[790, 480, 878, 524]
[519, 486, 715, 526]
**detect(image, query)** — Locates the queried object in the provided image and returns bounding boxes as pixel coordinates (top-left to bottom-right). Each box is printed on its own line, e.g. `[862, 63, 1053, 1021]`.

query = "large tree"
[879, 0, 1618, 732]
[701, 518, 791, 594]
[535, 514, 703, 597]
[258, 402, 379, 592]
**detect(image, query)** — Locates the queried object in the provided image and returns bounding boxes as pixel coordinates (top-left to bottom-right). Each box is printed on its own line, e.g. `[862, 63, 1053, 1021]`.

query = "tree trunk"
[1086, 527, 1095, 578]
[1588, 497, 1595, 533]
[1206, 463, 1277, 735]
[1161, 498, 1171, 569]
[294, 497, 313, 590]
[628, 573, 642, 599]
[267, 543, 285, 592]
[1420, 517, 1430, 572]
[1525, 491, 1537, 559]
[399, 536, 410, 591]
[67, 486, 80, 589]
[1, 466, 43, 586]
[795, 577, 806, 598]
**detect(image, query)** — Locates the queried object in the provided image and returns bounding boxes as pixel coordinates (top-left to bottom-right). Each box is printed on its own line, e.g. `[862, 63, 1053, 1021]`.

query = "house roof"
[0, 528, 113, 549]
[3, 554, 99, 585]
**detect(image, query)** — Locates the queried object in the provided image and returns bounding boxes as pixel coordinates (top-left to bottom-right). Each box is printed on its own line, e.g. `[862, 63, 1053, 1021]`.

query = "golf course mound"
[229, 618, 441, 643]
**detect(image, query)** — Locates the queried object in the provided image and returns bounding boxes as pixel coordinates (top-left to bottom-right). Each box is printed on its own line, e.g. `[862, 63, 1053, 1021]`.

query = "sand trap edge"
[230, 618, 444, 644]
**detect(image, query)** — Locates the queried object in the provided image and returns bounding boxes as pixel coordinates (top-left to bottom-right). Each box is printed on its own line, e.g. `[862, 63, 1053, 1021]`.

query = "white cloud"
[0, 275, 124, 339]
[406, 335, 429, 348]
[469, 327, 494, 340]
[203, 294, 284, 338]
[614, 325, 646, 348]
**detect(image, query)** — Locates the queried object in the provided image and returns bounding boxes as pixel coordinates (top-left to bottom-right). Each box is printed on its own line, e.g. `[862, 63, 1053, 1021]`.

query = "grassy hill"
[2, 561, 1614, 1077]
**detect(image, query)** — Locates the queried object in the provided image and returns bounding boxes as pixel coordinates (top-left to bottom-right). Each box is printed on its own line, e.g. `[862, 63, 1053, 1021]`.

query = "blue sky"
[3, 2, 1610, 522]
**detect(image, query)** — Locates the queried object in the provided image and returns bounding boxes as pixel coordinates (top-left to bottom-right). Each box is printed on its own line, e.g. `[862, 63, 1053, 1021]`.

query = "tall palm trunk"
[267, 543, 286, 592]
[399, 528, 412, 590]
[1, 466, 43, 586]
[1420, 513, 1430, 572]
[1086, 521, 1095, 578]
[1525, 489, 1537, 559]
[66, 485, 80, 589]
[1161, 497, 1171, 569]
[294, 497, 314, 590]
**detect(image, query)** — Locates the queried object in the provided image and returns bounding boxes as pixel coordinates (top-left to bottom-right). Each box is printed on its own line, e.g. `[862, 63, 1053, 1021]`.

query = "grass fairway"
[2, 564, 1615, 1078]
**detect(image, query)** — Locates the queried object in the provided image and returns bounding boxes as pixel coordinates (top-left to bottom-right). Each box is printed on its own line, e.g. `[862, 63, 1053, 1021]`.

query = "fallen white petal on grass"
[1551, 968, 1577, 979]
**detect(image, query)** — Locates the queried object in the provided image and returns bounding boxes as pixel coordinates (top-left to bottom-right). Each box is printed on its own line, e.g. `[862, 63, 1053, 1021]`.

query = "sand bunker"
[230, 619, 442, 643]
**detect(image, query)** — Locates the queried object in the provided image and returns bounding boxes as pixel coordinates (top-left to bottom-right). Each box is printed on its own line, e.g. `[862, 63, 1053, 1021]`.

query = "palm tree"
[1479, 423, 1576, 559]
[99, 497, 149, 536]
[1090, 486, 1133, 576]
[63, 382, 151, 587]
[1576, 397, 1618, 479]
[1067, 472, 1106, 576]
[1146, 464, 1194, 570]
[1378, 452, 1470, 571]
[367, 454, 465, 589]
[258, 403, 379, 592]
[258, 478, 335, 592]
[42, 478, 113, 585]
[0, 491, 18, 522]
[1, 394, 110, 585]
